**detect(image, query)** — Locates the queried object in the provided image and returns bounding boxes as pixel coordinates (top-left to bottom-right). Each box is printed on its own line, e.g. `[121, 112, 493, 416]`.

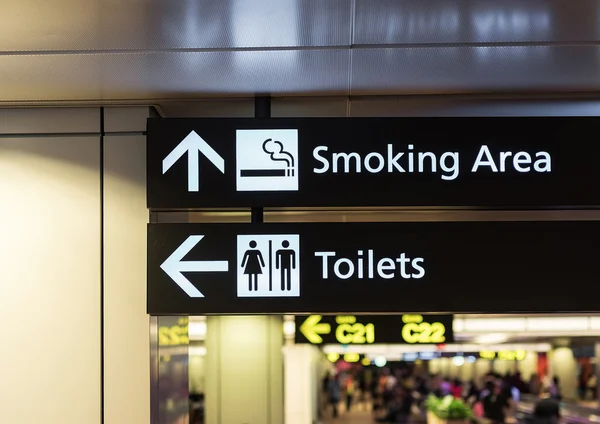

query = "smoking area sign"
[147, 117, 600, 209]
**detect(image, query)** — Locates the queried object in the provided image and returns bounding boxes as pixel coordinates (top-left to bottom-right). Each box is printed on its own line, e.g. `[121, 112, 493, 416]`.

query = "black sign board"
[148, 221, 600, 315]
[147, 117, 600, 209]
[294, 314, 454, 345]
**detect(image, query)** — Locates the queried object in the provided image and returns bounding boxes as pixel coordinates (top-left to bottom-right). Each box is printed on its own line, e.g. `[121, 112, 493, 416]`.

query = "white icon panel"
[236, 129, 299, 191]
[237, 234, 300, 297]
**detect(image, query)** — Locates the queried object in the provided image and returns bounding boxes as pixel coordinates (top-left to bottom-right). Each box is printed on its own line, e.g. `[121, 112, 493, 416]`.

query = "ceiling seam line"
[352, 40, 600, 49]
[2, 40, 600, 56]
[4, 89, 600, 107]
[0, 45, 347, 56]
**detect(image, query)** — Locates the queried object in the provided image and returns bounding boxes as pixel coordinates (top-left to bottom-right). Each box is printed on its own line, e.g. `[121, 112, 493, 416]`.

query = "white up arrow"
[162, 130, 225, 192]
[160, 235, 229, 297]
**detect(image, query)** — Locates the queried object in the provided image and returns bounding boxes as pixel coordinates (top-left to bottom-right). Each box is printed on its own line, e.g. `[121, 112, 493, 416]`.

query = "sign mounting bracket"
[251, 95, 271, 224]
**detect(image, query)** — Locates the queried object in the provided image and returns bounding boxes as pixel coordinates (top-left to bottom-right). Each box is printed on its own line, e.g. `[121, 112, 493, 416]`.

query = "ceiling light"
[189, 346, 207, 356]
[526, 317, 588, 331]
[188, 320, 207, 341]
[374, 356, 387, 367]
[452, 356, 465, 366]
[344, 353, 360, 363]
[283, 320, 296, 338]
[327, 353, 340, 363]
[464, 318, 526, 332]
[474, 333, 509, 344]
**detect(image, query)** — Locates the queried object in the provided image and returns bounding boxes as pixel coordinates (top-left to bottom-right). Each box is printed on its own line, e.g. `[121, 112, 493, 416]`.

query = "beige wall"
[0, 109, 101, 423]
[492, 360, 516, 376]
[103, 107, 150, 424]
[0, 107, 151, 424]
[429, 358, 440, 374]
[474, 359, 491, 384]
[283, 344, 323, 424]
[460, 362, 475, 381]
[518, 352, 538, 381]
[189, 353, 206, 394]
[549, 347, 577, 400]
[205, 316, 283, 424]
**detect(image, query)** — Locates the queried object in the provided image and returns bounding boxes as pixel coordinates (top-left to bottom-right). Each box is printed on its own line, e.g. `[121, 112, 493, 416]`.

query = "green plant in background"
[425, 395, 442, 414]
[426, 395, 472, 420]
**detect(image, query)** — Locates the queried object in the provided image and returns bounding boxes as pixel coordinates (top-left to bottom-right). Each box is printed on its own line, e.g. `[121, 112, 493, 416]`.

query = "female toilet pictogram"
[241, 240, 265, 291]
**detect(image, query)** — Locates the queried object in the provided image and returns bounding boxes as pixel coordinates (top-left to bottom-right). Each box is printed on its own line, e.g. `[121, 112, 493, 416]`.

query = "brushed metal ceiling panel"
[0, 50, 350, 101]
[0, 0, 350, 51]
[349, 98, 600, 117]
[354, 0, 600, 45]
[271, 97, 348, 117]
[158, 100, 255, 118]
[350, 46, 600, 95]
[1, 0, 600, 101]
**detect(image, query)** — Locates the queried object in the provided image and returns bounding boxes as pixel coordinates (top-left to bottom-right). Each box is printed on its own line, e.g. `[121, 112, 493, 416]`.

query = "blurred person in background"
[440, 378, 452, 396]
[376, 385, 414, 423]
[357, 373, 368, 410]
[529, 373, 541, 396]
[465, 380, 480, 406]
[549, 376, 561, 401]
[512, 372, 528, 394]
[588, 373, 597, 400]
[430, 374, 444, 397]
[578, 370, 588, 400]
[451, 379, 463, 399]
[500, 377, 518, 423]
[483, 380, 510, 424]
[327, 373, 341, 418]
[344, 373, 355, 412]
[382, 368, 398, 410]
[531, 388, 560, 424]
[371, 374, 383, 415]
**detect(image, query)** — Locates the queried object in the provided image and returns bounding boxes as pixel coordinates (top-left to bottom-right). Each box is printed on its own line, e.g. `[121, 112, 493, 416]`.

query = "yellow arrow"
[300, 315, 331, 344]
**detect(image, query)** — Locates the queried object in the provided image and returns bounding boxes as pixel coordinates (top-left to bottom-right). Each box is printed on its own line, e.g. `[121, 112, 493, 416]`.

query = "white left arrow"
[160, 235, 229, 297]
[162, 130, 225, 192]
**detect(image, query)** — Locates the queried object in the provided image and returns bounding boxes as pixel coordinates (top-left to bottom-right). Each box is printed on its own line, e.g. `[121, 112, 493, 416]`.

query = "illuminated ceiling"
[1, 0, 600, 103]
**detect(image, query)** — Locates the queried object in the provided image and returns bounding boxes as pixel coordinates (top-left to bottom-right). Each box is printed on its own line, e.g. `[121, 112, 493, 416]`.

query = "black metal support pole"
[254, 96, 271, 119]
[251, 205, 264, 223]
[252, 96, 270, 223]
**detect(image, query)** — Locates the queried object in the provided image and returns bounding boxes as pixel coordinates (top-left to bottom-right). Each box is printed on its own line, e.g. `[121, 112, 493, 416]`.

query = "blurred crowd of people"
[323, 368, 564, 424]
[578, 372, 597, 401]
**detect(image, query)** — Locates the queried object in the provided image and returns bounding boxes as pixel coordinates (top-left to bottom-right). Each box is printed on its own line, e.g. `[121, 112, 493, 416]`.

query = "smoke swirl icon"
[262, 138, 295, 177]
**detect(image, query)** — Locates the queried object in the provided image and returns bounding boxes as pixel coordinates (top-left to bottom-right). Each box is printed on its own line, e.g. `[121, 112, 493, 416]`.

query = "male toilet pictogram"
[237, 234, 300, 297]
[275, 240, 296, 291]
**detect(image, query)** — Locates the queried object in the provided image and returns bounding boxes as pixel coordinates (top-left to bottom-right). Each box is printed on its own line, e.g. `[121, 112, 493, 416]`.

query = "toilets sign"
[147, 117, 600, 209]
[147, 221, 600, 315]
